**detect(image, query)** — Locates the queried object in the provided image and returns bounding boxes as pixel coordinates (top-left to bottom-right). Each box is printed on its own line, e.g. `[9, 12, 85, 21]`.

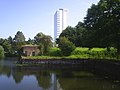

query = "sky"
[0, 0, 99, 40]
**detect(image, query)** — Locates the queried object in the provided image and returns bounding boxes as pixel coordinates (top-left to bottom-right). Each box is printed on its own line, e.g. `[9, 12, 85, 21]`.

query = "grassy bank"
[21, 47, 119, 60]
[22, 56, 62, 59]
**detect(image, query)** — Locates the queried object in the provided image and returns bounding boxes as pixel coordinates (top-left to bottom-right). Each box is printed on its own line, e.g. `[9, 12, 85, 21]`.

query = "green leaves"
[58, 37, 76, 56]
[0, 45, 4, 59]
[83, 0, 120, 57]
[14, 31, 25, 42]
[34, 32, 53, 55]
[59, 22, 86, 47]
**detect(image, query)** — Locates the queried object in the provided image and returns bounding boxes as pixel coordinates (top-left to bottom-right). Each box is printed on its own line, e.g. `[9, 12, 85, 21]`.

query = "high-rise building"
[54, 9, 68, 41]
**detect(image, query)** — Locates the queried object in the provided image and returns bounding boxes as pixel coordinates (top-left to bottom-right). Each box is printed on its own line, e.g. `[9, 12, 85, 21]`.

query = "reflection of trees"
[59, 71, 74, 77]
[0, 63, 120, 90]
[36, 71, 51, 90]
[0, 63, 3, 74]
[58, 71, 117, 90]
[0, 61, 24, 84]
[3, 66, 11, 77]
[0, 65, 11, 78]
[12, 71, 24, 84]
[12, 67, 52, 89]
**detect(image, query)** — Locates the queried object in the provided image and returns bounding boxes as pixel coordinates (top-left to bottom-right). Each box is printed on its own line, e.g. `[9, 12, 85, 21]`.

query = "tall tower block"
[54, 9, 68, 41]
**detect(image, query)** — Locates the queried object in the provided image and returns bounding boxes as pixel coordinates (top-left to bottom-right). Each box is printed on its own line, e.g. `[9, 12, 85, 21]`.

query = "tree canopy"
[59, 23, 86, 47]
[34, 32, 53, 55]
[84, 0, 120, 56]
[14, 31, 25, 42]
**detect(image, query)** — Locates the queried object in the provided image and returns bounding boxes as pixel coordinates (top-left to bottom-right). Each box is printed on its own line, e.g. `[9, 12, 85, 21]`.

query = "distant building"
[22, 45, 40, 56]
[54, 9, 68, 41]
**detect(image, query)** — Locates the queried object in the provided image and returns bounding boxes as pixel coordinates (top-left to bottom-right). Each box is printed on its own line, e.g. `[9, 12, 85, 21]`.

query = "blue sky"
[0, 0, 99, 40]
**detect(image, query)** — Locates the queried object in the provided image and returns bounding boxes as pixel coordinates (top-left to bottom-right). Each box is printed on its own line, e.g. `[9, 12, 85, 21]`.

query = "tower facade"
[54, 9, 68, 41]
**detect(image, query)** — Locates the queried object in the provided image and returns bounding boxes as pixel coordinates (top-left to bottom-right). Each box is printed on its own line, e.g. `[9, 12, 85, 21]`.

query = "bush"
[58, 37, 76, 56]
[0, 45, 4, 59]
[72, 47, 89, 55]
[71, 47, 117, 59]
[89, 48, 106, 58]
[104, 47, 117, 58]
[49, 47, 62, 56]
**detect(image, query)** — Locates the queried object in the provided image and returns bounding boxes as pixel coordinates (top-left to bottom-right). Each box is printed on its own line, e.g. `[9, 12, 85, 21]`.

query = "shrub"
[72, 47, 89, 55]
[71, 47, 117, 59]
[104, 47, 117, 58]
[89, 48, 106, 58]
[58, 37, 76, 56]
[49, 47, 62, 56]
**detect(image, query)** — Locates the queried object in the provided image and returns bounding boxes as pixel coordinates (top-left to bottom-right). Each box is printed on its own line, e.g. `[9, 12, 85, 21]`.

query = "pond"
[0, 58, 120, 90]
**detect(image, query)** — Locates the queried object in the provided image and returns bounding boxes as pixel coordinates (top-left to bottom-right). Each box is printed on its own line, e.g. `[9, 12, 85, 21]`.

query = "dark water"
[0, 58, 120, 90]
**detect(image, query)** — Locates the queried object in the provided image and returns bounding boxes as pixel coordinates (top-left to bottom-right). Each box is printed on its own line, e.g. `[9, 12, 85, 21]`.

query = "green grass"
[22, 56, 63, 60]
[21, 47, 119, 60]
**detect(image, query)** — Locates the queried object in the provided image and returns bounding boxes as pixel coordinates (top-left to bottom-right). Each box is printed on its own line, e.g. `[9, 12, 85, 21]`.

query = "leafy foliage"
[58, 37, 76, 56]
[34, 32, 53, 55]
[59, 26, 76, 45]
[59, 23, 86, 47]
[26, 38, 34, 45]
[0, 38, 14, 56]
[13, 31, 25, 42]
[84, 0, 120, 56]
[0, 45, 4, 59]
[49, 47, 62, 56]
[12, 31, 26, 55]
[71, 47, 117, 59]
[34, 32, 44, 44]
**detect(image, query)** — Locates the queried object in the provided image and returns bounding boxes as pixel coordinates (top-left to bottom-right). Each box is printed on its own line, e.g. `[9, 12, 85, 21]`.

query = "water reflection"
[0, 58, 120, 90]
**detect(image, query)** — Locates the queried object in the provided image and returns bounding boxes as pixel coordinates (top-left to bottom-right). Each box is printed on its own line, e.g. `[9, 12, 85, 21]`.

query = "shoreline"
[16, 56, 120, 66]
[16, 57, 120, 80]
[21, 55, 119, 60]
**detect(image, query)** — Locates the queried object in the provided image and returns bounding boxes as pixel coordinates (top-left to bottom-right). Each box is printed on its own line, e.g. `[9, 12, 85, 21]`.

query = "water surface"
[0, 58, 120, 90]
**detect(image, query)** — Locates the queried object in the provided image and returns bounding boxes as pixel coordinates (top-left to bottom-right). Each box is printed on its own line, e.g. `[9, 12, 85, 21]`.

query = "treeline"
[0, 0, 120, 59]
[0, 31, 52, 58]
[57, 0, 120, 58]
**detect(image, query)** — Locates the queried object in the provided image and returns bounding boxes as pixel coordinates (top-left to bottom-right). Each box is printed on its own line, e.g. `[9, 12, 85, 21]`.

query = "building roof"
[22, 45, 39, 48]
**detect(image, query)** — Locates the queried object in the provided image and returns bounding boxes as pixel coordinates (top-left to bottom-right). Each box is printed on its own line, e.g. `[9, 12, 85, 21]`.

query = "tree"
[13, 31, 26, 55]
[84, 0, 120, 57]
[0, 45, 4, 59]
[26, 38, 34, 44]
[0, 37, 13, 56]
[34, 32, 44, 44]
[38, 43, 44, 55]
[2, 39, 12, 56]
[40, 35, 52, 55]
[83, 4, 102, 47]
[12, 41, 26, 56]
[59, 24, 86, 47]
[59, 26, 76, 45]
[0, 38, 4, 45]
[75, 22, 86, 46]
[8, 36, 13, 44]
[13, 31, 25, 42]
[58, 37, 76, 56]
[34, 32, 53, 55]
